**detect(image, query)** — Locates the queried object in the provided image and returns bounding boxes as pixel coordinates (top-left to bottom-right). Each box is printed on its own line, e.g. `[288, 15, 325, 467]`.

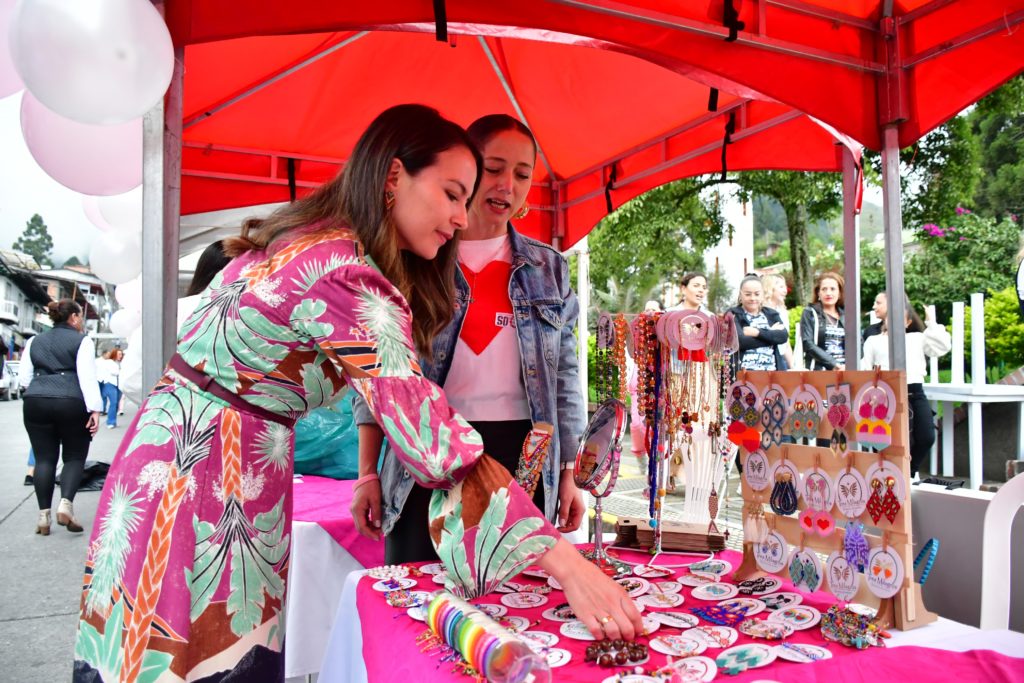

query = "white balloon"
[115, 276, 142, 312]
[109, 308, 141, 338]
[98, 187, 142, 237]
[9, 0, 174, 125]
[89, 232, 141, 285]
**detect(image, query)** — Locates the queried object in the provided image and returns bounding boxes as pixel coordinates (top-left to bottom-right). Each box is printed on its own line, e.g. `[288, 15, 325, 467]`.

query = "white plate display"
[743, 449, 772, 491]
[636, 591, 684, 609]
[648, 611, 699, 629]
[545, 648, 572, 668]
[419, 562, 445, 575]
[659, 655, 718, 682]
[522, 567, 551, 580]
[866, 545, 905, 599]
[688, 558, 732, 576]
[691, 582, 738, 601]
[683, 625, 739, 649]
[634, 564, 674, 579]
[431, 573, 448, 585]
[500, 615, 530, 631]
[717, 597, 765, 616]
[519, 630, 560, 651]
[715, 643, 777, 673]
[773, 642, 833, 663]
[767, 604, 822, 630]
[559, 620, 596, 641]
[602, 676, 659, 683]
[407, 605, 427, 621]
[649, 634, 708, 657]
[546, 575, 563, 591]
[736, 575, 782, 596]
[641, 615, 660, 634]
[616, 576, 651, 597]
[541, 603, 577, 622]
[500, 592, 548, 609]
[653, 580, 683, 594]
[738, 618, 794, 640]
[761, 591, 803, 611]
[753, 530, 789, 574]
[679, 573, 718, 587]
[371, 577, 417, 592]
[835, 466, 870, 519]
[474, 602, 507, 617]
[366, 564, 409, 580]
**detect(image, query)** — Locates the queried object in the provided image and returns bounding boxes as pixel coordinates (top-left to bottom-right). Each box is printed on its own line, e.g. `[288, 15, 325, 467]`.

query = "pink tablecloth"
[355, 548, 1024, 682]
[292, 475, 384, 568]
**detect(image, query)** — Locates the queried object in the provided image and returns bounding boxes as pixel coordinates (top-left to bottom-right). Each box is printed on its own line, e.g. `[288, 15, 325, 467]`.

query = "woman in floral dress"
[74, 105, 640, 683]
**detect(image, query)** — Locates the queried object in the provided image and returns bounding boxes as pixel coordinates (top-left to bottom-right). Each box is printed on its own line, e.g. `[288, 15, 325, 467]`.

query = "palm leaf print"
[84, 483, 143, 618]
[254, 422, 291, 475]
[355, 284, 414, 377]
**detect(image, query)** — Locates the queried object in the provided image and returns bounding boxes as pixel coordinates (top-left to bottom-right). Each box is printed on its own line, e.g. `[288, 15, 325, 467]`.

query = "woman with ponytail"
[74, 105, 640, 683]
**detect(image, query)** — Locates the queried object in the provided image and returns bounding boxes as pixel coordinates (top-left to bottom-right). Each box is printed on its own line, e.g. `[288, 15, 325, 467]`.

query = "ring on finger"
[600, 615, 613, 625]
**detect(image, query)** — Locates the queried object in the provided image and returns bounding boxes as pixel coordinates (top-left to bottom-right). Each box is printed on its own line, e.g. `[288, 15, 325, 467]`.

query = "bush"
[964, 286, 1024, 379]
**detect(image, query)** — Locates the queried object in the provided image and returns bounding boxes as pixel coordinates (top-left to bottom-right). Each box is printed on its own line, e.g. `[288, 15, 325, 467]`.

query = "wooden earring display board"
[733, 370, 937, 632]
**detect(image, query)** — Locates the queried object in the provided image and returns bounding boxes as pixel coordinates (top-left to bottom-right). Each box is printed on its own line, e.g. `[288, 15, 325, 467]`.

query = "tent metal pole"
[576, 236, 590, 405]
[880, 124, 907, 370]
[141, 45, 184, 391]
[842, 145, 860, 368]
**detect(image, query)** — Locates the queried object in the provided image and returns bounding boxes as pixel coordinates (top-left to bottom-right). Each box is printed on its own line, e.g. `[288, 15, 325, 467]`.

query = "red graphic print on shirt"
[459, 260, 514, 355]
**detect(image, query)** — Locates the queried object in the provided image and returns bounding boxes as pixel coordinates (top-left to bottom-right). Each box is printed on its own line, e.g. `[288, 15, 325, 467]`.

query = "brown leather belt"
[167, 353, 296, 428]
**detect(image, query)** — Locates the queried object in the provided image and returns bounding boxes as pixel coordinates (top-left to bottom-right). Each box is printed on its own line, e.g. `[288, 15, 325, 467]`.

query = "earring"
[844, 521, 869, 572]
[384, 190, 395, 212]
[882, 476, 901, 523]
[513, 203, 529, 219]
[866, 478, 885, 524]
[770, 471, 798, 516]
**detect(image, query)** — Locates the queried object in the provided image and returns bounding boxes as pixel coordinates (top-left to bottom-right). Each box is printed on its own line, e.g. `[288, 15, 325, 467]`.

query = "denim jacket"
[352, 226, 586, 533]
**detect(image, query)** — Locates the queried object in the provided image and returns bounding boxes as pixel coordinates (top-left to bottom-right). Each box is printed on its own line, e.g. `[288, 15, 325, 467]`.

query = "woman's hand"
[86, 412, 100, 435]
[350, 478, 383, 541]
[537, 539, 644, 641]
[557, 469, 585, 532]
[743, 326, 759, 338]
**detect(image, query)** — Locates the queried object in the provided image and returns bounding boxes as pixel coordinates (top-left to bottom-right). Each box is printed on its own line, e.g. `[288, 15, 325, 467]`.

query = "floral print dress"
[73, 226, 559, 683]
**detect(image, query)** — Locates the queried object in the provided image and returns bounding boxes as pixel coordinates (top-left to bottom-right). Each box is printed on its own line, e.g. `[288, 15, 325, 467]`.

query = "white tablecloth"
[284, 521, 365, 680]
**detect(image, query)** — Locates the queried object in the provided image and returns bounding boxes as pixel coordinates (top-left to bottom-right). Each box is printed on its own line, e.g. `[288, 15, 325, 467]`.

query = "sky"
[0, 90, 101, 264]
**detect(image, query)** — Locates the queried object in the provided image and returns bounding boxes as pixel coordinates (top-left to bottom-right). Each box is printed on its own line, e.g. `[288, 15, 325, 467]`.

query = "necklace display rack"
[732, 370, 937, 632]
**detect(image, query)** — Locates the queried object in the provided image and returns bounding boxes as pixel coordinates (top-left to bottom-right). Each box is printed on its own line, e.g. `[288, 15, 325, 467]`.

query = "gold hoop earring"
[513, 203, 529, 220]
[384, 190, 395, 212]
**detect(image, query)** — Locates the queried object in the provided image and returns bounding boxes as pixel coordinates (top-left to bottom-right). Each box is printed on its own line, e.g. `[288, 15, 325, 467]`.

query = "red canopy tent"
[177, 29, 860, 249]
[136, 0, 1023, 384]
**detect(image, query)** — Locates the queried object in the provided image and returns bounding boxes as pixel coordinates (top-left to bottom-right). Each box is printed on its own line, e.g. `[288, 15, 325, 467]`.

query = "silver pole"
[141, 46, 183, 391]
[576, 237, 590, 404]
[880, 125, 907, 370]
[841, 146, 861, 368]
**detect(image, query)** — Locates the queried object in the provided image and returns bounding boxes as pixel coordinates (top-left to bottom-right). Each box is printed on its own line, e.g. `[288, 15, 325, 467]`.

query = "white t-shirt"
[443, 235, 530, 422]
[860, 323, 952, 384]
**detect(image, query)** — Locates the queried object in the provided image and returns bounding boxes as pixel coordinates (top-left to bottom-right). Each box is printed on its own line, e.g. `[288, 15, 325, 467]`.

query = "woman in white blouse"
[861, 293, 951, 476]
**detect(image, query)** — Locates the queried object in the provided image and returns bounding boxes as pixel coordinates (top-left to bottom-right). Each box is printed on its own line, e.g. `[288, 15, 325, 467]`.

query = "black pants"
[385, 419, 540, 564]
[907, 383, 936, 477]
[24, 397, 92, 510]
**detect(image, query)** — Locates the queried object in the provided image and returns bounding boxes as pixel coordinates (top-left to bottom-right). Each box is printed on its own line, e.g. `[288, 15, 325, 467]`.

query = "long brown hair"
[811, 271, 845, 308]
[223, 105, 482, 356]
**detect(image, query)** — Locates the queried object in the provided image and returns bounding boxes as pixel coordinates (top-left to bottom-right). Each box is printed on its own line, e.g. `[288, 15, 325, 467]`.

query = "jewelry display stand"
[733, 370, 937, 632]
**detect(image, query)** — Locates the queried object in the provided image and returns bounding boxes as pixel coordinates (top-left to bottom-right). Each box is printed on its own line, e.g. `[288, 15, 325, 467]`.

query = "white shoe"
[36, 509, 50, 535]
[107, 424, 115, 429]
[57, 498, 83, 533]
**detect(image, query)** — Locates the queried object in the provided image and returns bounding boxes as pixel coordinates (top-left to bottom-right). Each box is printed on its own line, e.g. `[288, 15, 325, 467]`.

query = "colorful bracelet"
[353, 473, 380, 491]
[914, 537, 939, 585]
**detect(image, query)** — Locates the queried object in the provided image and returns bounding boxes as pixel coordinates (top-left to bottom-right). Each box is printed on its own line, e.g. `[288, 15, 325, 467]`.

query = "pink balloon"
[20, 92, 141, 196]
[0, 0, 24, 98]
[82, 195, 114, 233]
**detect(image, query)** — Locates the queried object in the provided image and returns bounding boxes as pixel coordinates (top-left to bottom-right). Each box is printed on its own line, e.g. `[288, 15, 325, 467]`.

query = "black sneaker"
[23, 475, 33, 486]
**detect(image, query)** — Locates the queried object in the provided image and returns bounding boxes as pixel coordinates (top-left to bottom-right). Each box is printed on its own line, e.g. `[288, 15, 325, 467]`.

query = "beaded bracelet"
[914, 537, 939, 585]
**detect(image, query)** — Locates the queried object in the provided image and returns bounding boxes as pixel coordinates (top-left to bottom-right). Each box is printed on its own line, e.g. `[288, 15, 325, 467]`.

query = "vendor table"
[318, 547, 1024, 682]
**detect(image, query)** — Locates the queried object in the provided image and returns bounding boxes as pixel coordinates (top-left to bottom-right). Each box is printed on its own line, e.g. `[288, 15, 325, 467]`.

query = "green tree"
[587, 178, 724, 298]
[734, 171, 843, 304]
[589, 276, 657, 324]
[12, 214, 54, 267]
[63, 255, 83, 268]
[970, 76, 1024, 219]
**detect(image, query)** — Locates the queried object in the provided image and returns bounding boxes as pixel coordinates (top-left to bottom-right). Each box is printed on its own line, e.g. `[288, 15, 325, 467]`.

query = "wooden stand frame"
[732, 370, 937, 631]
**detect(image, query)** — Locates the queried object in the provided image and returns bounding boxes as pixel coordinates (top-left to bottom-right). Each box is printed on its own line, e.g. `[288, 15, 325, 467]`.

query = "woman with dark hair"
[351, 112, 588, 563]
[74, 105, 639, 683]
[672, 271, 709, 311]
[798, 271, 846, 370]
[18, 299, 102, 535]
[95, 347, 123, 428]
[729, 274, 789, 373]
[861, 293, 950, 476]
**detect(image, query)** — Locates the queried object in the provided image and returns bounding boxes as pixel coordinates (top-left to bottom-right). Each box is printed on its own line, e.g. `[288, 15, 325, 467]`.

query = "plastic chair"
[979, 473, 1024, 629]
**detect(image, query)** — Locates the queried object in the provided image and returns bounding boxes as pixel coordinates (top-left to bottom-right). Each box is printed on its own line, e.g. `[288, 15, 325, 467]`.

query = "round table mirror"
[574, 398, 629, 575]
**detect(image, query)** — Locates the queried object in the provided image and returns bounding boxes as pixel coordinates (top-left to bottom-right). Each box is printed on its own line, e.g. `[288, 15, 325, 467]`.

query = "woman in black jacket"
[730, 274, 789, 373]
[799, 271, 846, 371]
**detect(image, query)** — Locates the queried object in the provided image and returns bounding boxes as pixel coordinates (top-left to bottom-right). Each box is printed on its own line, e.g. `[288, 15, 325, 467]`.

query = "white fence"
[923, 293, 1024, 488]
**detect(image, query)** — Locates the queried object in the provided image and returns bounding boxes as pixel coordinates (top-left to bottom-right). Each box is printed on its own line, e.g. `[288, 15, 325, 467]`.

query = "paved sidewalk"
[0, 399, 137, 683]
